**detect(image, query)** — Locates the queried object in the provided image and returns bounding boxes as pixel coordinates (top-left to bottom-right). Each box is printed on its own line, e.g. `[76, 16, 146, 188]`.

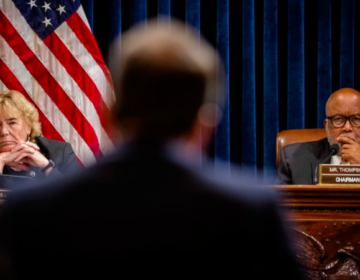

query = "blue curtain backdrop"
[80, 0, 360, 177]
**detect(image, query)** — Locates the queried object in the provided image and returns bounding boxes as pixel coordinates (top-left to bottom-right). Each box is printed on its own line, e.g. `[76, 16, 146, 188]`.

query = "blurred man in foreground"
[0, 19, 301, 279]
[277, 88, 360, 184]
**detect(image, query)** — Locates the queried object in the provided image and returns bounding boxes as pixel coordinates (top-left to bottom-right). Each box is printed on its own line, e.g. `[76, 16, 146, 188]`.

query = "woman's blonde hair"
[0, 91, 42, 142]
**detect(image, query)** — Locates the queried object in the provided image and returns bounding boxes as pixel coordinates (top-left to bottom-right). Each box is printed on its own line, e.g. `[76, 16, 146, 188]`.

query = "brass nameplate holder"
[319, 164, 360, 184]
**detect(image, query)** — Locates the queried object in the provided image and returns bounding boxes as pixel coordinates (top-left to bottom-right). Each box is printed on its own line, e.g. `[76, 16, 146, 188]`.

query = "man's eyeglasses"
[326, 115, 360, 128]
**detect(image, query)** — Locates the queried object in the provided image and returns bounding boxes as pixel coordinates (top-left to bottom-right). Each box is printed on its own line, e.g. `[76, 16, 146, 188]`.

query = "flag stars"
[56, 4, 66, 15]
[41, 2, 51, 12]
[27, 0, 37, 9]
[42, 17, 53, 28]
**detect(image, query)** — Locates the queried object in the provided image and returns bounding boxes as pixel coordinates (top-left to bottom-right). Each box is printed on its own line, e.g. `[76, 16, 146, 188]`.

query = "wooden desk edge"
[273, 184, 360, 191]
[272, 185, 360, 208]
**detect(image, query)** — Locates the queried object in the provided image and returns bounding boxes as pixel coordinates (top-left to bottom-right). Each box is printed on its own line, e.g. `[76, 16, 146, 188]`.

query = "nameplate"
[319, 164, 360, 184]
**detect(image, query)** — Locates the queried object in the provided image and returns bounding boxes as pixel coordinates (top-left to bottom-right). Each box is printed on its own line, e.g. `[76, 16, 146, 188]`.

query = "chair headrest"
[276, 128, 326, 168]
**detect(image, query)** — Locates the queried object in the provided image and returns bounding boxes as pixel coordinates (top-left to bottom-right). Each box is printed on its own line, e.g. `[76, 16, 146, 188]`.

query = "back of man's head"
[109, 18, 223, 141]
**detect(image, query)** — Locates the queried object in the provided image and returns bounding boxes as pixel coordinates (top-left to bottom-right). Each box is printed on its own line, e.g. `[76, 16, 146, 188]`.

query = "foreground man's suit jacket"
[0, 141, 302, 279]
[276, 138, 331, 185]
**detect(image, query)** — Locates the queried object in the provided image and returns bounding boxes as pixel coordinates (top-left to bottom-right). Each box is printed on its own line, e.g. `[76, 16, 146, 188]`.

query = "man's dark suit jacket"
[276, 138, 331, 185]
[2, 136, 79, 184]
[0, 141, 302, 279]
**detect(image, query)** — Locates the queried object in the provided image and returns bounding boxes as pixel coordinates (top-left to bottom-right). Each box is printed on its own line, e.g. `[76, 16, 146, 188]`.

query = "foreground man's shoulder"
[194, 163, 278, 206]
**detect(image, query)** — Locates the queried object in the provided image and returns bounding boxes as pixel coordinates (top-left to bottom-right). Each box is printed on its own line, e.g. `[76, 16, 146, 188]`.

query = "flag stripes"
[66, 13, 115, 95]
[0, 0, 115, 166]
[76, 6, 91, 30]
[0, 34, 97, 165]
[0, 57, 64, 143]
[55, 21, 115, 110]
[0, 10, 102, 157]
[43, 33, 111, 135]
[0, 80, 8, 92]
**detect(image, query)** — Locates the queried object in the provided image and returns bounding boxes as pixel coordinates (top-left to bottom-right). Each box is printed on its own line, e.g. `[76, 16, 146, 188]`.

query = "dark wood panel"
[276, 185, 360, 279]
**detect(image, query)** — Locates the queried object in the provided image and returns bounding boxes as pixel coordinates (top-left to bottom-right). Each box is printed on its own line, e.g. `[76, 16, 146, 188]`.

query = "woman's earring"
[27, 134, 30, 142]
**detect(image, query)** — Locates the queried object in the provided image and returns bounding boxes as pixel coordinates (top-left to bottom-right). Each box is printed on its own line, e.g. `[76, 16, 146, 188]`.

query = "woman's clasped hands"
[0, 141, 49, 172]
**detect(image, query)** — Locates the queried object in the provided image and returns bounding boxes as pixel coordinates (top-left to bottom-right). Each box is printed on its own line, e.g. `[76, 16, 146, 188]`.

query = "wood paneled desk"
[276, 185, 360, 279]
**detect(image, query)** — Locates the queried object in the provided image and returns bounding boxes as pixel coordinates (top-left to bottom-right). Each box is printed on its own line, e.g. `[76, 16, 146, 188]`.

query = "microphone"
[313, 144, 340, 184]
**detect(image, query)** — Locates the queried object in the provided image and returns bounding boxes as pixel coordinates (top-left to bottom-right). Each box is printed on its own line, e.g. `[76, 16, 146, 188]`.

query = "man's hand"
[337, 136, 360, 164]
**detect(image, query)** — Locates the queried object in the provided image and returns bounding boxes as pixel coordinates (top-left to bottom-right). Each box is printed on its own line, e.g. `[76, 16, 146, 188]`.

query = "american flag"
[0, 0, 116, 166]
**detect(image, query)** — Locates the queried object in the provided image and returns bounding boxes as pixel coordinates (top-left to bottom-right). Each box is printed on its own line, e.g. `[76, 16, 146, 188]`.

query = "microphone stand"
[313, 144, 339, 185]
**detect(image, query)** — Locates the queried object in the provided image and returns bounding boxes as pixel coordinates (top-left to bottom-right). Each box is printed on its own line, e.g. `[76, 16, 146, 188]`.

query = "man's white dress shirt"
[331, 155, 351, 165]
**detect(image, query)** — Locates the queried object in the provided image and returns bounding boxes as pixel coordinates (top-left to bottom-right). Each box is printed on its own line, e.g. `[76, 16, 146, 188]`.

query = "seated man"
[277, 88, 360, 184]
[0, 19, 301, 279]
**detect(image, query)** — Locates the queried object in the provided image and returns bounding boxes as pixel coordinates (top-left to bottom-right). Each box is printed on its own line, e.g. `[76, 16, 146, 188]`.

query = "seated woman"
[0, 90, 78, 182]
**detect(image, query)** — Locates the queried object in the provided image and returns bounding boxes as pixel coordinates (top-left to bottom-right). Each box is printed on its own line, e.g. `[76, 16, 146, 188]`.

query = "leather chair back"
[276, 128, 327, 168]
